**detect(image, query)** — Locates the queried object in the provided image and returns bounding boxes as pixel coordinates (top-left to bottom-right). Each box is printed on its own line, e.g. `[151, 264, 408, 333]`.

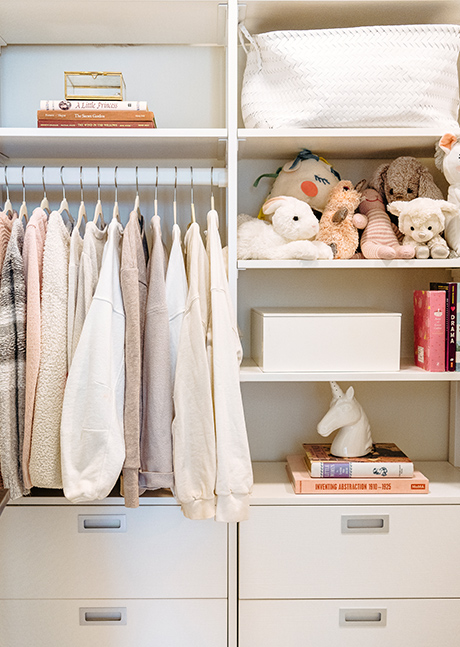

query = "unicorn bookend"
[317, 382, 373, 458]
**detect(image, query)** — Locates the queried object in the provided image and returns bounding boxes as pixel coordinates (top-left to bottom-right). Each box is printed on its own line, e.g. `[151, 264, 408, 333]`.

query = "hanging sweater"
[67, 226, 84, 369]
[139, 215, 174, 492]
[22, 208, 48, 489]
[172, 221, 216, 520]
[206, 209, 253, 522]
[0, 219, 27, 500]
[120, 211, 148, 508]
[29, 211, 70, 489]
[0, 210, 16, 278]
[165, 223, 188, 386]
[71, 221, 107, 360]
[60, 219, 125, 503]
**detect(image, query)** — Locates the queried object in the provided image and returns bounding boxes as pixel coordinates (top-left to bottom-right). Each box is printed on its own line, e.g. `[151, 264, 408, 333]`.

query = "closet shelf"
[0, 1, 227, 46]
[0, 128, 227, 162]
[240, 0, 460, 34]
[238, 259, 460, 269]
[250, 460, 460, 506]
[240, 358, 460, 382]
[237, 128, 445, 160]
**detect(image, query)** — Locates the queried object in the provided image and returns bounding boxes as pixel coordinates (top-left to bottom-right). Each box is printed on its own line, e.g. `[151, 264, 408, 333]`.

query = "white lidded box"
[251, 307, 401, 372]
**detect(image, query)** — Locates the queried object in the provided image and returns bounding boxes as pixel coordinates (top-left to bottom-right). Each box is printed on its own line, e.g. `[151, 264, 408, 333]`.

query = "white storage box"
[251, 308, 401, 372]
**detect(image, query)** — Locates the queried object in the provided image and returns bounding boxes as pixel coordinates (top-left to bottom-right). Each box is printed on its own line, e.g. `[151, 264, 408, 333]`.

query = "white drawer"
[0, 505, 227, 599]
[239, 599, 460, 647]
[0, 598, 227, 647]
[239, 505, 460, 599]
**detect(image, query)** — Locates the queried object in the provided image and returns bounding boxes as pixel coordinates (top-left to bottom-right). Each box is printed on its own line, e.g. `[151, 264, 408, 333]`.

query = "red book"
[37, 120, 155, 128]
[286, 454, 429, 494]
[413, 290, 446, 372]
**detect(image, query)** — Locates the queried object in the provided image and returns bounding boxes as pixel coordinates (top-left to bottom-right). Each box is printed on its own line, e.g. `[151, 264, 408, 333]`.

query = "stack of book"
[286, 443, 429, 494]
[37, 100, 156, 129]
[414, 283, 460, 372]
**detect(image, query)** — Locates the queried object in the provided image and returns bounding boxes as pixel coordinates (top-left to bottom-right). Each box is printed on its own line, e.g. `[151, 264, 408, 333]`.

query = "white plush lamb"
[387, 197, 455, 259]
[237, 196, 334, 260]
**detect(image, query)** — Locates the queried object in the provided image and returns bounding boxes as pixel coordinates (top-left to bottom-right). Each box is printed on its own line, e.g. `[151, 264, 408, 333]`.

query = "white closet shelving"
[0, 1, 460, 646]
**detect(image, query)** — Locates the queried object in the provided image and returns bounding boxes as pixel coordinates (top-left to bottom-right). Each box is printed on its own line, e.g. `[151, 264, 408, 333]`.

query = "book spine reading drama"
[430, 282, 457, 371]
[286, 455, 429, 494]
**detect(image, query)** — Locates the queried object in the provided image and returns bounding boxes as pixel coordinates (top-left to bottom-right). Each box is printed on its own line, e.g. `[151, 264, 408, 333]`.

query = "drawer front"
[239, 505, 460, 598]
[0, 505, 227, 599]
[240, 599, 460, 647]
[0, 599, 227, 647]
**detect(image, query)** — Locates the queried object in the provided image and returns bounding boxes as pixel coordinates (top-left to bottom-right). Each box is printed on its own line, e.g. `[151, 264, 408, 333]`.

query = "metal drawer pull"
[341, 514, 389, 533]
[78, 515, 127, 532]
[339, 608, 387, 627]
[79, 607, 127, 625]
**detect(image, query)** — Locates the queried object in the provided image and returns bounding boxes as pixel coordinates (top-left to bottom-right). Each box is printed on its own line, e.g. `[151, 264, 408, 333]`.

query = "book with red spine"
[286, 454, 429, 494]
[37, 120, 155, 128]
[303, 442, 414, 478]
[413, 290, 446, 372]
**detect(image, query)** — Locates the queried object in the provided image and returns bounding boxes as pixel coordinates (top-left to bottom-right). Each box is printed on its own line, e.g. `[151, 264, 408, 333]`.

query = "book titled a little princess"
[303, 443, 414, 478]
[286, 455, 429, 494]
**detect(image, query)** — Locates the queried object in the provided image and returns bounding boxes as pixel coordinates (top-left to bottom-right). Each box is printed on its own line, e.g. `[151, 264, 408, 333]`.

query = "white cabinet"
[1, 1, 460, 646]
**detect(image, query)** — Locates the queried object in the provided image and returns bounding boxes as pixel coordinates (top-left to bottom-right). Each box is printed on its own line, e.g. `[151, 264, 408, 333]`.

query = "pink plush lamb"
[358, 188, 415, 259]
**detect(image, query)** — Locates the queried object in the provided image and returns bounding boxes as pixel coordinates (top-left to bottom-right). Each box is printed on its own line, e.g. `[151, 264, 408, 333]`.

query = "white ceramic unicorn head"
[317, 381, 373, 458]
[434, 133, 460, 255]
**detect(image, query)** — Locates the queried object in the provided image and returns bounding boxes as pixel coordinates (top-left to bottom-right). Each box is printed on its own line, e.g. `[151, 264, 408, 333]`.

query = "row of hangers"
[2, 165, 218, 229]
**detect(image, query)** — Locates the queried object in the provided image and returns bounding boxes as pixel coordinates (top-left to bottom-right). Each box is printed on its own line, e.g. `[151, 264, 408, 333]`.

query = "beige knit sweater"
[29, 212, 70, 489]
[22, 208, 48, 489]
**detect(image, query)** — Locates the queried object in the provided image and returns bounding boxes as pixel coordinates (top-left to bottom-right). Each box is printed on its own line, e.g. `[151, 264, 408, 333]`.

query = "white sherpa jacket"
[60, 219, 125, 503]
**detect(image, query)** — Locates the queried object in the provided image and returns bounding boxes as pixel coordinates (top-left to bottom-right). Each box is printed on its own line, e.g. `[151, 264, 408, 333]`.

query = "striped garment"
[0, 219, 28, 500]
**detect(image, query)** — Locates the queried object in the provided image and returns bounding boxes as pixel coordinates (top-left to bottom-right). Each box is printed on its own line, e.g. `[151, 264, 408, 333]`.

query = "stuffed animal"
[255, 149, 341, 218]
[370, 156, 444, 205]
[434, 133, 460, 256]
[387, 197, 455, 259]
[358, 188, 415, 259]
[237, 195, 333, 261]
[315, 180, 364, 259]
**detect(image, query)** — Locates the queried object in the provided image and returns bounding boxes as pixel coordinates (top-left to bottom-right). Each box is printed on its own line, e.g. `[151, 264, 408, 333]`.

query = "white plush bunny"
[237, 196, 334, 260]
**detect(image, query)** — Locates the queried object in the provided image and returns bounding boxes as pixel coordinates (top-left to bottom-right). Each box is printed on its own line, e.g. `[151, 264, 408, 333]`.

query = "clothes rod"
[0, 167, 228, 188]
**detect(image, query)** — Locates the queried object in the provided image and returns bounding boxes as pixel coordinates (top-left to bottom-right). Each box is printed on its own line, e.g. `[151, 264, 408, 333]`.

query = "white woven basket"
[240, 23, 460, 129]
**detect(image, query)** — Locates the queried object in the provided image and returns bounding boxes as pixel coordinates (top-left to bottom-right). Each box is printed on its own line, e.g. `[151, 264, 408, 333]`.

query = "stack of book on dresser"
[37, 99, 156, 128]
[286, 443, 429, 494]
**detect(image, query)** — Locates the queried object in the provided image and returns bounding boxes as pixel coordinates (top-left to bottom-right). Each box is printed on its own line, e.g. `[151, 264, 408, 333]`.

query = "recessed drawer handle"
[339, 608, 387, 627]
[341, 514, 389, 533]
[78, 515, 127, 532]
[79, 607, 127, 625]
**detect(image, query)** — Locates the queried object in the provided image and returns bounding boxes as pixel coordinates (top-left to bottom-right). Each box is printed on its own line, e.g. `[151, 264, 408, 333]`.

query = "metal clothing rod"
[0, 166, 227, 189]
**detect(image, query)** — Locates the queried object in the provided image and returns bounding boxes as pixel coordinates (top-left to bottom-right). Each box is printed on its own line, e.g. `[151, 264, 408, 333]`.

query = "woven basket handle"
[238, 24, 262, 70]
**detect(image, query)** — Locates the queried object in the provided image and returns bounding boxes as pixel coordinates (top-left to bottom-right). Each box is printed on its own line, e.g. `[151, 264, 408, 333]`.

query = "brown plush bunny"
[316, 180, 365, 259]
[369, 156, 444, 230]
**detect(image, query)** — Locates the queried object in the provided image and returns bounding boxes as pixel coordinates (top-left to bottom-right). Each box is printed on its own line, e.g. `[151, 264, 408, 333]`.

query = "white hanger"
[190, 166, 196, 224]
[40, 166, 50, 215]
[93, 166, 105, 228]
[58, 166, 75, 225]
[210, 166, 215, 212]
[133, 166, 141, 216]
[112, 166, 120, 222]
[3, 166, 13, 217]
[154, 166, 159, 218]
[76, 166, 87, 230]
[173, 166, 177, 226]
[19, 166, 28, 224]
